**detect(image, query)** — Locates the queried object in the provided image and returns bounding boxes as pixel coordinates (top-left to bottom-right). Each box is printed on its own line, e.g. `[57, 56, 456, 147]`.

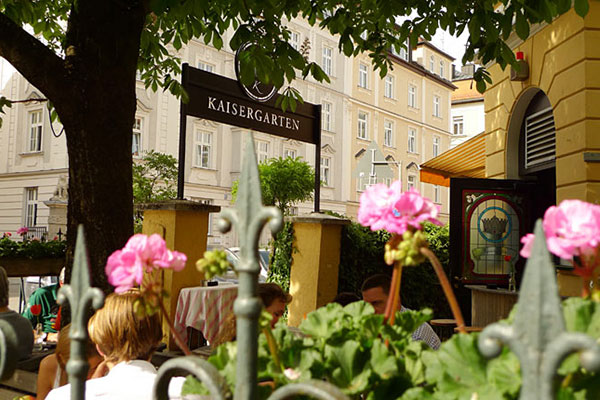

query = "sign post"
[177, 63, 321, 212]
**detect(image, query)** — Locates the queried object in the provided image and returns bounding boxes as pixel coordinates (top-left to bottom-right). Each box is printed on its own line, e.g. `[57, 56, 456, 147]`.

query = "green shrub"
[336, 218, 452, 319]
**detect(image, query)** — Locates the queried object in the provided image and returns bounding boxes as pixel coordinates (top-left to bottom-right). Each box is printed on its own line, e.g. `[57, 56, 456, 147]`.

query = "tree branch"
[0, 12, 71, 104]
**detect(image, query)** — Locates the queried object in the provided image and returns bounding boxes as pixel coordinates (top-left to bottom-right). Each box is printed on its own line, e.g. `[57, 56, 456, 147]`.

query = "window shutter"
[525, 107, 555, 169]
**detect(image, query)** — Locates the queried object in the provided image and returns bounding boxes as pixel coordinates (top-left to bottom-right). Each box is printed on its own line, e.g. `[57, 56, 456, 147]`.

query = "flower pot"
[0, 257, 64, 277]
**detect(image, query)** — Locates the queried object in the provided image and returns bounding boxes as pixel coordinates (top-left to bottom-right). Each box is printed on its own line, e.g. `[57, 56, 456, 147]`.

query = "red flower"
[30, 304, 42, 316]
[504, 255, 512, 262]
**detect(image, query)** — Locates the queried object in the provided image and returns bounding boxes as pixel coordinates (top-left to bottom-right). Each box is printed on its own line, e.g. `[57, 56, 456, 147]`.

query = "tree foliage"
[0, 0, 589, 293]
[232, 157, 314, 215]
[132, 150, 178, 204]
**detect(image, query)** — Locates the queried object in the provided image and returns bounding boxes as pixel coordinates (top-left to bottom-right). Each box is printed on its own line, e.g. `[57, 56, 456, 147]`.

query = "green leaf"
[574, 0, 590, 18]
[328, 341, 372, 394]
[370, 339, 398, 379]
[515, 11, 530, 40]
[476, 79, 486, 94]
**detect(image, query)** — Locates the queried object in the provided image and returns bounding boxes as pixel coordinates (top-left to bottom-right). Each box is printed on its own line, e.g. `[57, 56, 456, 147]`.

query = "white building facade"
[0, 23, 455, 245]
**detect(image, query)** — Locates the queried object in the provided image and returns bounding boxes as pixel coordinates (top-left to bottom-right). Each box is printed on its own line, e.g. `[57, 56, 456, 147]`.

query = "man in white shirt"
[361, 274, 441, 350]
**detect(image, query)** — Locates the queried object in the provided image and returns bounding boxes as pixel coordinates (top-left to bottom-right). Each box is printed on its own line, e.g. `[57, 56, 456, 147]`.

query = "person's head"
[55, 323, 103, 377]
[332, 292, 360, 307]
[88, 290, 162, 364]
[361, 274, 391, 314]
[0, 267, 9, 308]
[258, 283, 292, 328]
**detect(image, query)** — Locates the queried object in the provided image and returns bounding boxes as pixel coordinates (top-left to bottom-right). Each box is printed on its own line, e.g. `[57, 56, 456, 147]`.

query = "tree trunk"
[1, 2, 145, 292]
[55, 2, 146, 292]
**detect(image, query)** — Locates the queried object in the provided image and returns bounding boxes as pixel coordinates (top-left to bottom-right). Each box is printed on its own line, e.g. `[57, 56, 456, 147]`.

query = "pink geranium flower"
[17, 227, 29, 236]
[520, 200, 600, 279]
[105, 234, 187, 292]
[358, 183, 442, 234]
[358, 181, 402, 232]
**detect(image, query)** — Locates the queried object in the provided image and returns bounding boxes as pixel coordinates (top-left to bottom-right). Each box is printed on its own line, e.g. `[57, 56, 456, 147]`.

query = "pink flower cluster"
[17, 227, 28, 236]
[520, 200, 600, 278]
[357, 182, 442, 234]
[106, 234, 187, 293]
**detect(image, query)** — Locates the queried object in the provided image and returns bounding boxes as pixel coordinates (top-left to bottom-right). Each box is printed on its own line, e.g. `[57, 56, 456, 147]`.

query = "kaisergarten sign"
[177, 63, 322, 211]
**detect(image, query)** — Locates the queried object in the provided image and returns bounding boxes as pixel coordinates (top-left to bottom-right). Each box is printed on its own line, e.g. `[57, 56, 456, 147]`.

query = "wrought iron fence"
[0, 132, 599, 400]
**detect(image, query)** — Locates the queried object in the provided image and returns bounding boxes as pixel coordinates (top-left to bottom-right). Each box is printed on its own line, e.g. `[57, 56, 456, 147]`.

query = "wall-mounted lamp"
[510, 51, 529, 81]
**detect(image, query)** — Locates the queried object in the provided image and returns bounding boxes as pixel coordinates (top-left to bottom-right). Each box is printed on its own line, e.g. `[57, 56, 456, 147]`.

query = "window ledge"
[357, 137, 370, 142]
[192, 166, 217, 171]
[20, 151, 43, 157]
[383, 96, 396, 102]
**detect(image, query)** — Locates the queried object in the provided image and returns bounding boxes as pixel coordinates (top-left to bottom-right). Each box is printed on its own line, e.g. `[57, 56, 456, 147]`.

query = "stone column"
[139, 200, 220, 350]
[287, 213, 350, 327]
[43, 199, 67, 239]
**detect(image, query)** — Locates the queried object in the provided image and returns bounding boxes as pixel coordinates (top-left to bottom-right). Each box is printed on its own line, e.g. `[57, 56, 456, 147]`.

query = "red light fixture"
[511, 51, 529, 81]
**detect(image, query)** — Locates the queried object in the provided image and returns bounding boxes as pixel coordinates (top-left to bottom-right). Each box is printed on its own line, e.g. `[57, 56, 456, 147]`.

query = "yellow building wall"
[484, 5, 600, 204]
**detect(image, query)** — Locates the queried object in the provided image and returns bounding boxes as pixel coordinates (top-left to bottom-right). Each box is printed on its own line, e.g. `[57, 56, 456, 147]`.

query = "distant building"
[0, 21, 456, 243]
[451, 64, 484, 148]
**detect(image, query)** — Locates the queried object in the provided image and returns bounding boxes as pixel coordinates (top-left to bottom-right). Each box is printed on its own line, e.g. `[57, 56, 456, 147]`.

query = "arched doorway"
[506, 88, 556, 226]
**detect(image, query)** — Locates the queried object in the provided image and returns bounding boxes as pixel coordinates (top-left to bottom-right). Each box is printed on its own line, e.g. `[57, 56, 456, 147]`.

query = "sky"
[0, 26, 469, 90]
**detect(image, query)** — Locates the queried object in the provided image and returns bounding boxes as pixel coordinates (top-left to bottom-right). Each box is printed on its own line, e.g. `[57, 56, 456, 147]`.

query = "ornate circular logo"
[235, 42, 277, 103]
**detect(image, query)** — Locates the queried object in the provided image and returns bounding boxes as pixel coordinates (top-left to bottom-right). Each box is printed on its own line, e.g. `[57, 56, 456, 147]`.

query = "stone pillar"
[140, 200, 220, 350]
[44, 174, 69, 240]
[43, 199, 67, 239]
[287, 213, 350, 327]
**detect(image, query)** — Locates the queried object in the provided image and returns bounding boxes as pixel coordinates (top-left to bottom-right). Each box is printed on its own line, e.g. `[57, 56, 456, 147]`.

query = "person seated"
[45, 290, 184, 400]
[0, 266, 33, 360]
[23, 268, 64, 334]
[332, 292, 361, 307]
[258, 282, 292, 328]
[361, 274, 441, 350]
[212, 282, 293, 347]
[36, 323, 103, 400]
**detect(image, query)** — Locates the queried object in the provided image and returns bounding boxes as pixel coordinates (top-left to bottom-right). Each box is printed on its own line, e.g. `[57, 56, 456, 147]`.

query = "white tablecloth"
[173, 284, 237, 345]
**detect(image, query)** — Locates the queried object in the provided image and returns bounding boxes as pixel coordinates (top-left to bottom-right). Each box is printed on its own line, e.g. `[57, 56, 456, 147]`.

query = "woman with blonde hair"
[45, 290, 183, 400]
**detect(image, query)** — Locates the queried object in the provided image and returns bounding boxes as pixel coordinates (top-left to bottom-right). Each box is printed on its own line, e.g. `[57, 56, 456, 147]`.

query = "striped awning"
[420, 132, 486, 187]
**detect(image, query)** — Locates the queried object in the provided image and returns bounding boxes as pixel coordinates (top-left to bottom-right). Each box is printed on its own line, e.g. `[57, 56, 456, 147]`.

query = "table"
[465, 285, 519, 327]
[173, 284, 238, 346]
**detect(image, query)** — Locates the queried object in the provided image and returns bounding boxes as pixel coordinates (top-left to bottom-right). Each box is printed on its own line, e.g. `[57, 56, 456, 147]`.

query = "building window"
[322, 46, 332, 76]
[433, 136, 440, 157]
[256, 140, 269, 163]
[24, 187, 38, 227]
[385, 178, 393, 186]
[408, 128, 416, 153]
[321, 157, 331, 186]
[194, 131, 212, 168]
[384, 75, 394, 98]
[408, 85, 417, 108]
[359, 63, 368, 88]
[358, 112, 368, 140]
[453, 116, 464, 135]
[391, 39, 409, 61]
[283, 148, 297, 159]
[197, 62, 214, 73]
[429, 55, 435, 71]
[384, 120, 393, 147]
[440, 60, 445, 78]
[434, 185, 441, 203]
[407, 175, 416, 190]
[433, 96, 441, 117]
[322, 102, 332, 131]
[28, 110, 43, 152]
[290, 31, 300, 50]
[132, 117, 143, 157]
